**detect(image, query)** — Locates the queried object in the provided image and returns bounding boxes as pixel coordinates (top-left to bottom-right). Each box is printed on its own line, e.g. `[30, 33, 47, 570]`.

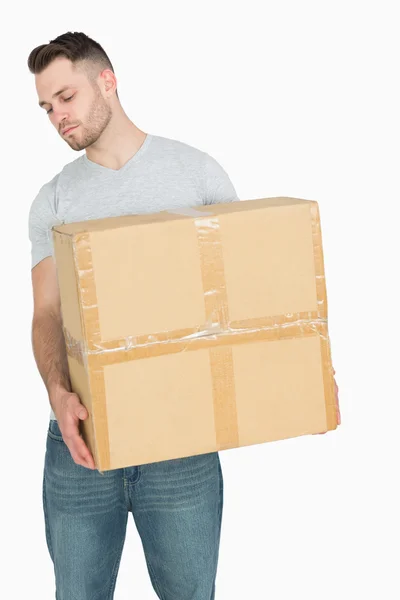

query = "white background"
[1, 1, 399, 598]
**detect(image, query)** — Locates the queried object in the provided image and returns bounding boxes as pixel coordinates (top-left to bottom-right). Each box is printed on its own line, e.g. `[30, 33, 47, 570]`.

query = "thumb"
[75, 403, 88, 420]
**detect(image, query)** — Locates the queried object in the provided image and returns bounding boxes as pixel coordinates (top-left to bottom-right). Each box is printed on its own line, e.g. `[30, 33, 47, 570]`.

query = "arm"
[31, 257, 95, 469]
[32, 257, 71, 403]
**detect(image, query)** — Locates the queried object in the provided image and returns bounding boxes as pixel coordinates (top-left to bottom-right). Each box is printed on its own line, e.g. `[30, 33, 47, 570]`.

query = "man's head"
[28, 32, 118, 151]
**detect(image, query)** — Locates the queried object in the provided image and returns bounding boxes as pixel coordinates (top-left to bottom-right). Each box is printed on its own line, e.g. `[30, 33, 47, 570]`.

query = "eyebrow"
[38, 86, 73, 108]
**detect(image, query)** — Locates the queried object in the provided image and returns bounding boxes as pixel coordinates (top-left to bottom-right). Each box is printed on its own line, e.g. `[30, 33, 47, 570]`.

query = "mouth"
[62, 125, 78, 136]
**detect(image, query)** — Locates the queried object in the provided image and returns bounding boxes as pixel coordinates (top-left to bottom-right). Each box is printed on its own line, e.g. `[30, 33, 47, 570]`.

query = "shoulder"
[150, 134, 232, 179]
[150, 134, 209, 165]
[29, 155, 83, 221]
[29, 172, 60, 223]
[150, 134, 237, 204]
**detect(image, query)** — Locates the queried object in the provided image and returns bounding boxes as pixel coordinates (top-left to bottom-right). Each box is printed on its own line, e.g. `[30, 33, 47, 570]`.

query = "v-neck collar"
[83, 133, 153, 175]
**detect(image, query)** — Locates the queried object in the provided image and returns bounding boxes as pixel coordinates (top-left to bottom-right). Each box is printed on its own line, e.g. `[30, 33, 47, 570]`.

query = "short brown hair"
[28, 31, 116, 89]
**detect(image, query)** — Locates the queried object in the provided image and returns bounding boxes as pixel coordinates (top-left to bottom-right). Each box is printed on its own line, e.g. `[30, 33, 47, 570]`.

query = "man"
[28, 31, 239, 600]
[28, 31, 340, 600]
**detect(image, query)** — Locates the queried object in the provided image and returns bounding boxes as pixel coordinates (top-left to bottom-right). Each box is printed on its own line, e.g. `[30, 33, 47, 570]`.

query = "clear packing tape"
[63, 313, 330, 367]
[63, 205, 336, 470]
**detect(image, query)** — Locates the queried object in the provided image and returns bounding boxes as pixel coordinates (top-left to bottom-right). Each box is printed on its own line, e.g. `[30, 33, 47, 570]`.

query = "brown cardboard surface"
[52, 197, 337, 471]
[89, 220, 206, 340]
[52, 231, 84, 342]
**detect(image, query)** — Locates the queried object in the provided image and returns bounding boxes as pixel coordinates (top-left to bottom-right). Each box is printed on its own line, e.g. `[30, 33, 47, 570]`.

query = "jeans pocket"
[47, 419, 64, 443]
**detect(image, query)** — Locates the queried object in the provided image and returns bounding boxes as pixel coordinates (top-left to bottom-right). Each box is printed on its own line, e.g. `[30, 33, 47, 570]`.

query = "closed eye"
[46, 95, 75, 115]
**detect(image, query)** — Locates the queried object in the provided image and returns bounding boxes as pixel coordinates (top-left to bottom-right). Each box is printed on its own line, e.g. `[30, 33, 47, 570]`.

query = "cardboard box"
[52, 197, 338, 471]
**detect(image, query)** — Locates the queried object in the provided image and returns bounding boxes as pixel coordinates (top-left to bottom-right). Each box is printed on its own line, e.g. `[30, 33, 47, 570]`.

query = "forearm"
[32, 311, 71, 410]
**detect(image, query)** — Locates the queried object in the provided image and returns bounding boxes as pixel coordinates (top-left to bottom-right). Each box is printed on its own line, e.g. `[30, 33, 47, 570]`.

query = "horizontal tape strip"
[64, 310, 328, 366]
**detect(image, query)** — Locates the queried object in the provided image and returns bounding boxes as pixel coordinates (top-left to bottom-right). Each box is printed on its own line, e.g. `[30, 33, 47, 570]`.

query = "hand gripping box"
[52, 197, 338, 471]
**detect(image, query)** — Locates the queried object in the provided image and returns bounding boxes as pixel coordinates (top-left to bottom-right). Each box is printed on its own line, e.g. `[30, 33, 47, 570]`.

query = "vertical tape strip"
[194, 217, 230, 330]
[194, 216, 240, 450]
[310, 202, 337, 431]
[74, 232, 111, 470]
[209, 346, 239, 449]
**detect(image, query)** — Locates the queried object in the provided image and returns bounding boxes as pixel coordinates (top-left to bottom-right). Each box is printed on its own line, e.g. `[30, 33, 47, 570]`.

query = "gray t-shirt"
[28, 132, 239, 419]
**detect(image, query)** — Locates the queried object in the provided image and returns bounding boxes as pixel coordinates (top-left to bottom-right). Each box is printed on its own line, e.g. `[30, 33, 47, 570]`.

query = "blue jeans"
[43, 419, 224, 599]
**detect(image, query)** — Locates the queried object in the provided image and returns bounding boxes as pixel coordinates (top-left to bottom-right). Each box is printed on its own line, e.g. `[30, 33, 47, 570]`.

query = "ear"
[99, 68, 117, 97]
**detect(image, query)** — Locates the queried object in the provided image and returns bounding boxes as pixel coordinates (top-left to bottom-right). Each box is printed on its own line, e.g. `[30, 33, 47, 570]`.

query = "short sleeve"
[28, 175, 59, 269]
[202, 153, 239, 205]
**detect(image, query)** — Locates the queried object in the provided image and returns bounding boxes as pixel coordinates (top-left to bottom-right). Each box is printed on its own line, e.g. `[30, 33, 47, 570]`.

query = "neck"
[85, 107, 147, 170]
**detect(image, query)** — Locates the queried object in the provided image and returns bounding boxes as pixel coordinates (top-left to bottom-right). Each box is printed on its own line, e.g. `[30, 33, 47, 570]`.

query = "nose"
[52, 109, 71, 132]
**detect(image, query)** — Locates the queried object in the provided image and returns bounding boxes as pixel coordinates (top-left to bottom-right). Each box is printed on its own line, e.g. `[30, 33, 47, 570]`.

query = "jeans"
[43, 419, 224, 599]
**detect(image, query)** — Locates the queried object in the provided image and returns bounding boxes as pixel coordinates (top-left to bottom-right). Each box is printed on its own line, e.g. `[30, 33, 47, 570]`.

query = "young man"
[28, 32, 239, 600]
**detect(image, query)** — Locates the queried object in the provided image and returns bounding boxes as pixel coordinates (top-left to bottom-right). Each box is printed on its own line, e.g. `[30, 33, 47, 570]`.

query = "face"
[35, 57, 113, 151]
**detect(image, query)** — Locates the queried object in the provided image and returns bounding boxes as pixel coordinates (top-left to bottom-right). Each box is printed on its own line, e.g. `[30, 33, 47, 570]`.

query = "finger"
[79, 446, 95, 470]
[72, 452, 94, 469]
[70, 447, 95, 469]
[73, 417, 95, 467]
[64, 426, 86, 451]
[71, 434, 95, 469]
[63, 420, 81, 443]
[75, 403, 88, 420]
[64, 411, 86, 438]
[63, 416, 95, 468]
[77, 456, 95, 469]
